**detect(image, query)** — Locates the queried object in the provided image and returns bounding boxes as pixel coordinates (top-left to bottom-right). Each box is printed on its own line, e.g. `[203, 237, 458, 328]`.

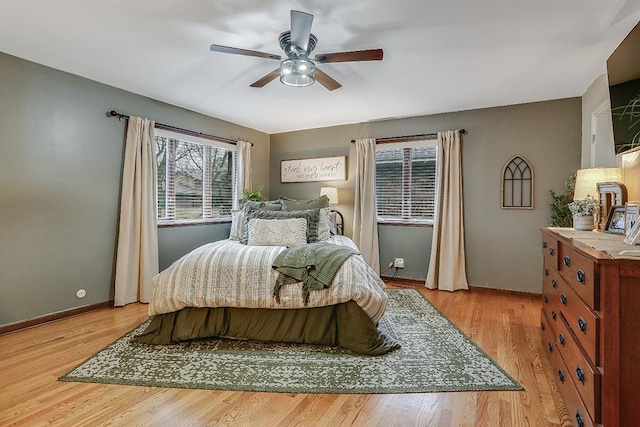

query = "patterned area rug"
[59, 289, 522, 393]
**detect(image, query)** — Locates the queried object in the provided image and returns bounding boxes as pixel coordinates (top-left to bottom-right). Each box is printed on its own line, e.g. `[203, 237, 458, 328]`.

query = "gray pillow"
[241, 208, 321, 244]
[239, 199, 282, 211]
[280, 195, 329, 211]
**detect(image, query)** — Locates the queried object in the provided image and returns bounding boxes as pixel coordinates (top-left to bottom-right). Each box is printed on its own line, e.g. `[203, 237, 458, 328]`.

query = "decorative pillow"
[280, 195, 329, 211]
[239, 199, 282, 211]
[247, 218, 308, 247]
[229, 209, 244, 241]
[328, 211, 338, 235]
[241, 208, 319, 244]
[317, 207, 331, 241]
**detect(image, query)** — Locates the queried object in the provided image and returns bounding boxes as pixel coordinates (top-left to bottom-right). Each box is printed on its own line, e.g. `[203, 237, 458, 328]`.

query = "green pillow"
[239, 199, 282, 211]
[280, 195, 329, 211]
[241, 208, 320, 244]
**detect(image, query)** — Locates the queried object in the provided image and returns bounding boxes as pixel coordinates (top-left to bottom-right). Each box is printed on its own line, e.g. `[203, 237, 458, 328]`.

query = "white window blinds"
[155, 130, 237, 223]
[375, 139, 438, 223]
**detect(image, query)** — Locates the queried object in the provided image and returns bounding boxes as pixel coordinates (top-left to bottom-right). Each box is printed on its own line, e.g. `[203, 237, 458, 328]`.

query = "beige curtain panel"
[114, 116, 159, 306]
[353, 138, 380, 274]
[235, 140, 252, 207]
[426, 130, 469, 291]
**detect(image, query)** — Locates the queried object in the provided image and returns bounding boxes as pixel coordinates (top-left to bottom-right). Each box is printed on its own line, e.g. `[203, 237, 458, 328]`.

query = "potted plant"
[243, 185, 266, 201]
[568, 195, 600, 230]
[549, 174, 575, 227]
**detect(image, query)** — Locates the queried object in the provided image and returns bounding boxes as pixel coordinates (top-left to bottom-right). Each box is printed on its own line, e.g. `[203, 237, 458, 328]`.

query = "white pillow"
[318, 207, 331, 241]
[328, 211, 338, 235]
[229, 210, 244, 241]
[247, 218, 308, 247]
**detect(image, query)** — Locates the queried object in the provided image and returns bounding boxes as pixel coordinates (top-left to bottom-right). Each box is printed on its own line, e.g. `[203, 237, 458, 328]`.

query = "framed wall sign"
[280, 156, 347, 183]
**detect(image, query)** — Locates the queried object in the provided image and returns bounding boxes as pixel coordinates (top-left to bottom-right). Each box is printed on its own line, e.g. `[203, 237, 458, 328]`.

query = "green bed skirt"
[133, 301, 399, 356]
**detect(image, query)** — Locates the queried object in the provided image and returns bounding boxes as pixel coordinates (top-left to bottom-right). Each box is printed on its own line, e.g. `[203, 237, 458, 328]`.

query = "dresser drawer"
[553, 273, 599, 364]
[542, 234, 559, 271]
[543, 266, 562, 328]
[554, 314, 600, 422]
[543, 310, 594, 427]
[541, 307, 557, 356]
[554, 362, 595, 427]
[558, 245, 598, 310]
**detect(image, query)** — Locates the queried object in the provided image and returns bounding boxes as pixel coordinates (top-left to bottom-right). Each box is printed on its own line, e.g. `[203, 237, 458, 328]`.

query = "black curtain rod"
[106, 110, 252, 146]
[350, 129, 466, 144]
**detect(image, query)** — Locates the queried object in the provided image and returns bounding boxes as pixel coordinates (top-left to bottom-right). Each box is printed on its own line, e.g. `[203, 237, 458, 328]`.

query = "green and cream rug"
[60, 289, 522, 394]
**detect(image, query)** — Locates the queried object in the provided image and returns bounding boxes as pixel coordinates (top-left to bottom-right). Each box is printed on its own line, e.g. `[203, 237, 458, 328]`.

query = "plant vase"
[573, 214, 594, 231]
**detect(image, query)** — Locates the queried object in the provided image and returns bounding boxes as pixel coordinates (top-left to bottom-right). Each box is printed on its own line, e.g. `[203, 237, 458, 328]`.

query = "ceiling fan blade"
[290, 10, 314, 52]
[250, 69, 281, 88]
[315, 68, 342, 91]
[210, 44, 281, 61]
[315, 49, 384, 63]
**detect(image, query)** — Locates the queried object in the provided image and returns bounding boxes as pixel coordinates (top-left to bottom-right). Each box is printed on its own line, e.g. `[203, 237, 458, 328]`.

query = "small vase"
[573, 215, 594, 231]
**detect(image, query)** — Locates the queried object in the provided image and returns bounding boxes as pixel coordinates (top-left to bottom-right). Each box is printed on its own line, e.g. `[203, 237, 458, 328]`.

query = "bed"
[133, 198, 399, 355]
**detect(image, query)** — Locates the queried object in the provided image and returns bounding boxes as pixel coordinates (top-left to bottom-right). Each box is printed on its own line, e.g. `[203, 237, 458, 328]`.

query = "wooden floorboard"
[0, 283, 571, 426]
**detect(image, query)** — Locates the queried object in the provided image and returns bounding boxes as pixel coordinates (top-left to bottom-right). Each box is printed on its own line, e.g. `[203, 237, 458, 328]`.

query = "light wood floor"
[1, 284, 570, 426]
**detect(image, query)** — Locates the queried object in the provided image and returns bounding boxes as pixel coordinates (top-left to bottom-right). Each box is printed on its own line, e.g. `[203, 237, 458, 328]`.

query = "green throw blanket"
[272, 243, 359, 304]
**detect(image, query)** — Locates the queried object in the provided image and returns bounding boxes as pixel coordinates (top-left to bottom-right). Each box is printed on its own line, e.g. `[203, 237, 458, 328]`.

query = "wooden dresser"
[541, 228, 640, 426]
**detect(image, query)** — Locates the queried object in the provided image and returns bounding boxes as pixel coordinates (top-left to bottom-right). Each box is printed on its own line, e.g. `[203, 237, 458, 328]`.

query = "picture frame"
[624, 217, 640, 245]
[605, 205, 626, 234]
[625, 201, 639, 237]
[280, 156, 347, 183]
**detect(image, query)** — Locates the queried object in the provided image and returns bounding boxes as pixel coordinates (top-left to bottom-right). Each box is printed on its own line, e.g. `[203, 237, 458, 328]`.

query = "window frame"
[375, 138, 438, 226]
[155, 128, 237, 226]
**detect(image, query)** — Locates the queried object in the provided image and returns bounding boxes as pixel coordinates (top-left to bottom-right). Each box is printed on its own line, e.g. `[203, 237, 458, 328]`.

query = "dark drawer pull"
[576, 365, 585, 383]
[551, 279, 557, 288]
[543, 241, 548, 249]
[575, 411, 584, 427]
[551, 310, 557, 320]
[577, 317, 587, 333]
[563, 255, 571, 267]
[558, 333, 566, 346]
[544, 268, 549, 277]
[557, 369, 564, 383]
[577, 269, 585, 284]
[547, 342, 553, 352]
[543, 295, 548, 303]
[541, 322, 545, 331]
[560, 293, 567, 305]
[549, 247, 554, 256]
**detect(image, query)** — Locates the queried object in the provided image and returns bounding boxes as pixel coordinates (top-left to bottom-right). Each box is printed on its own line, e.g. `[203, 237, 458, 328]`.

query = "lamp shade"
[320, 187, 339, 204]
[573, 167, 623, 200]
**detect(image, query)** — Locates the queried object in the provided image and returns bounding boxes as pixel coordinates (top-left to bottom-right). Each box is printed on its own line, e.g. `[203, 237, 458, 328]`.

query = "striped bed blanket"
[148, 235, 388, 323]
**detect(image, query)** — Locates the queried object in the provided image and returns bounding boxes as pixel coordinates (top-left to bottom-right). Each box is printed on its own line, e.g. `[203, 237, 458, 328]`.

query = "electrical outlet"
[76, 289, 86, 299]
[394, 258, 405, 268]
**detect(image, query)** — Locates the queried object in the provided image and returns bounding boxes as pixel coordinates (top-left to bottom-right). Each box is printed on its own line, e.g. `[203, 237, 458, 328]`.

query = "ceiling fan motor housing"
[279, 31, 317, 59]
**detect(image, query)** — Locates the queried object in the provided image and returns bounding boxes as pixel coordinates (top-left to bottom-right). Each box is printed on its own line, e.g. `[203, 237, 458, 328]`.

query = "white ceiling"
[1, 0, 640, 134]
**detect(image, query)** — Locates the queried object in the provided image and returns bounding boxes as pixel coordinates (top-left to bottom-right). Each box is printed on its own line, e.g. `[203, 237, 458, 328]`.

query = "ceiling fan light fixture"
[280, 58, 315, 87]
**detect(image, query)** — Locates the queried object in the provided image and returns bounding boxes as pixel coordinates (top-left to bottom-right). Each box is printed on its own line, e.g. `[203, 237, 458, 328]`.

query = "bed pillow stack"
[231, 195, 332, 245]
[229, 199, 282, 241]
[280, 195, 331, 242]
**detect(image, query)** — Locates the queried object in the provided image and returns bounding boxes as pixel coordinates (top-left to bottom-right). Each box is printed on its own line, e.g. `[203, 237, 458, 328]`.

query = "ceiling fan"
[210, 10, 383, 91]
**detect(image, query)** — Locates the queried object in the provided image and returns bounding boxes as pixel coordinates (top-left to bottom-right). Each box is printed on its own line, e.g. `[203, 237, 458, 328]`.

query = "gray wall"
[582, 74, 616, 168]
[270, 98, 582, 292]
[0, 52, 270, 326]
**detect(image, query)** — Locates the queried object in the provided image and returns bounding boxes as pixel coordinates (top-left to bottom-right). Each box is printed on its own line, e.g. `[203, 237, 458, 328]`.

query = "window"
[375, 139, 438, 224]
[155, 129, 236, 223]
